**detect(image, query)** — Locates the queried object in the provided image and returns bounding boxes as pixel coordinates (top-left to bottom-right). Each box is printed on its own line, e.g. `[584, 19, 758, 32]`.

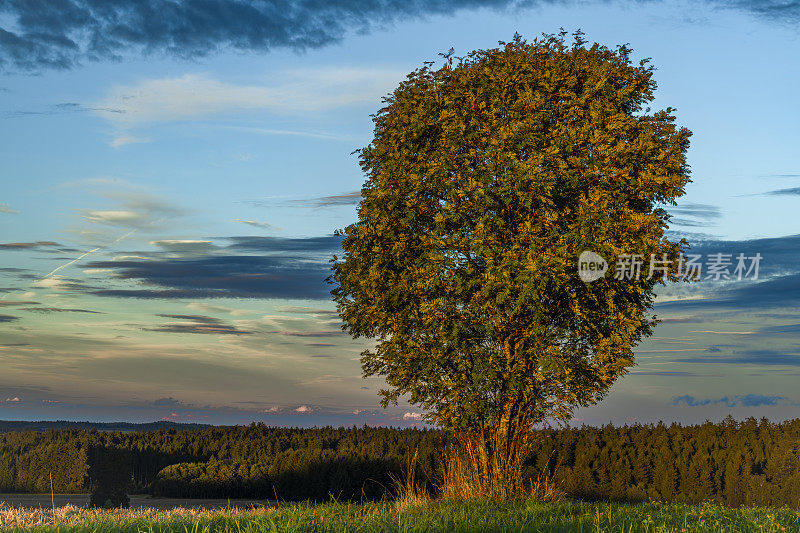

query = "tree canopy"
[331, 31, 691, 496]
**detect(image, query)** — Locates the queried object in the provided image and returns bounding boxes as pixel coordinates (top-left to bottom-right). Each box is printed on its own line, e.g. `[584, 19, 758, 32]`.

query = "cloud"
[144, 314, 252, 335]
[759, 323, 800, 336]
[186, 302, 253, 317]
[688, 330, 756, 335]
[0, 314, 19, 323]
[31, 276, 87, 291]
[628, 371, 718, 377]
[74, 189, 186, 233]
[152, 397, 184, 407]
[672, 394, 786, 407]
[3, 102, 124, 119]
[149, 240, 216, 253]
[80, 210, 149, 226]
[0, 301, 39, 307]
[657, 316, 704, 323]
[738, 394, 786, 407]
[89, 254, 332, 300]
[0, 241, 60, 250]
[764, 186, 800, 196]
[0, 1, 496, 72]
[246, 192, 362, 209]
[667, 203, 722, 227]
[2, 1, 798, 72]
[277, 330, 344, 337]
[311, 192, 362, 208]
[403, 412, 424, 420]
[294, 405, 313, 413]
[234, 219, 278, 230]
[276, 306, 338, 316]
[110, 135, 150, 148]
[0, 204, 18, 214]
[677, 349, 800, 367]
[735, 0, 800, 24]
[225, 234, 342, 253]
[19, 307, 102, 314]
[1, 397, 21, 403]
[225, 126, 351, 141]
[94, 70, 402, 127]
[654, 233, 800, 312]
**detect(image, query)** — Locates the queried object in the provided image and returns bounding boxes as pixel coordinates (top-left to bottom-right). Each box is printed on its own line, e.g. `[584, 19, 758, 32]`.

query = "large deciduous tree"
[331, 32, 691, 498]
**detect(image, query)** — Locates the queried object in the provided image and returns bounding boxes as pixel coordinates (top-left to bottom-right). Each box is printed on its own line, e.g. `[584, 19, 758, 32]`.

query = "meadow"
[1, 499, 800, 532]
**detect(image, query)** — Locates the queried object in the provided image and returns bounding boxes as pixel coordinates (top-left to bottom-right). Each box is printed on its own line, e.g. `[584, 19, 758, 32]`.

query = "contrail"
[40, 229, 137, 280]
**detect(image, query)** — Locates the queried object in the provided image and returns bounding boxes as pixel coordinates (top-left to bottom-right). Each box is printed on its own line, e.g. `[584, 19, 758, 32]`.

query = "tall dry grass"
[0, 503, 275, 529]
[390, 450, 431, 511]
[439, 437, 563, 501]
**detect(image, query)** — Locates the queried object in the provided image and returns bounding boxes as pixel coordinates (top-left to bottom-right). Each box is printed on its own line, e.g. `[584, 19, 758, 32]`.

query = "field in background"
[1, 499, 800, 532]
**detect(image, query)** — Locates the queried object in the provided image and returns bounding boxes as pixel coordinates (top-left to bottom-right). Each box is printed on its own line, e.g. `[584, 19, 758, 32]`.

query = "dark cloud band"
[88, 254, 333, 300]
[1, 0, 797, 72]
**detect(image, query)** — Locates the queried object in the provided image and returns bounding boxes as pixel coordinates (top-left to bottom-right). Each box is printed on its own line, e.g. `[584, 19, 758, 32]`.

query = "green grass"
[2, 499, 800, 532]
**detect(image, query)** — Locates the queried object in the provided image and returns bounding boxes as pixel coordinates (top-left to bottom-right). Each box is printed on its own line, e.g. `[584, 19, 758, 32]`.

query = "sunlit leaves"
[332, 32, 691, 438]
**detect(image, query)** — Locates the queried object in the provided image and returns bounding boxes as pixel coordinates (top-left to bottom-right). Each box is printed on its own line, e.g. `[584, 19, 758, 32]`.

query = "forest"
[1, 418, 800, 507]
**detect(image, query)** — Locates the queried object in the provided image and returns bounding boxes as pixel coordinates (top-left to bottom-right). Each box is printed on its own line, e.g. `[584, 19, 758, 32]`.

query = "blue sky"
[1, 0, 799, 426]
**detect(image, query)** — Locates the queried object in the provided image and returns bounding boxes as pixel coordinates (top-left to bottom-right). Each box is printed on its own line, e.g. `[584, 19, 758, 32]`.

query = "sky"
[1, 0, 799, 427]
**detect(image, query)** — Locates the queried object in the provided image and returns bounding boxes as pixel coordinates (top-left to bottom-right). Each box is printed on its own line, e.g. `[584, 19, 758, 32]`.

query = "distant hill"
[0, 419, 211, 433]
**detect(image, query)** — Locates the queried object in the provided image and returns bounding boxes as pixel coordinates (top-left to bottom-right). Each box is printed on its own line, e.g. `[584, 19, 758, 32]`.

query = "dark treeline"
[528, 416, 800, 508]
[0, 425, 443, 501]
[2, 418, 800, 506]
[0, 420, 209, 433]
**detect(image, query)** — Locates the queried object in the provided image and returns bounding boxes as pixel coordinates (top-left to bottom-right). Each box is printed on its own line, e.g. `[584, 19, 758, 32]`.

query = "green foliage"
[331, 31, 692, 473]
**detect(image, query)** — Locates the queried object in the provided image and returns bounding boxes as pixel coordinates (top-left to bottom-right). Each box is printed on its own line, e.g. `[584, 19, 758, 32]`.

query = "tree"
[89, 448, 131, 508]
[331, 31, 691, 498]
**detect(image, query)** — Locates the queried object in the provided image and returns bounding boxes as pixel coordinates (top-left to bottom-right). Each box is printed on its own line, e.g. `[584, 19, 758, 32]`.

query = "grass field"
[1, 498, 799, 532]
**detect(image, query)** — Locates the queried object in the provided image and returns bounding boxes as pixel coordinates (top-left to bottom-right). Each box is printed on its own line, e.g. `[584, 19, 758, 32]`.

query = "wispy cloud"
[3, 102, 124, 119]
[234, 219, 278, 230]
[223, 126, 352, 142]
[677, 349, 800, 367]
[149, 240, 216, 254]
[672, 394, 788, 407]
[40, 229, 137, 281]
[109, 135, 150, 148]
[145, 314, 252, 335]
[186, 302, 254, 317]
[764, 186, 800, 196]
[0, 241, 59, 250]
[79, 192, 184, 230]
[20, 307, 102, 314]
[94, 70, 402, 127]
[0, 204, 18, 214]
[245, 192, 362, 209]
[311, 192, 362, 208]
[668, 202, 722, 227]
[225, 235, 342, 253]
[688, 330, 756, 335]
